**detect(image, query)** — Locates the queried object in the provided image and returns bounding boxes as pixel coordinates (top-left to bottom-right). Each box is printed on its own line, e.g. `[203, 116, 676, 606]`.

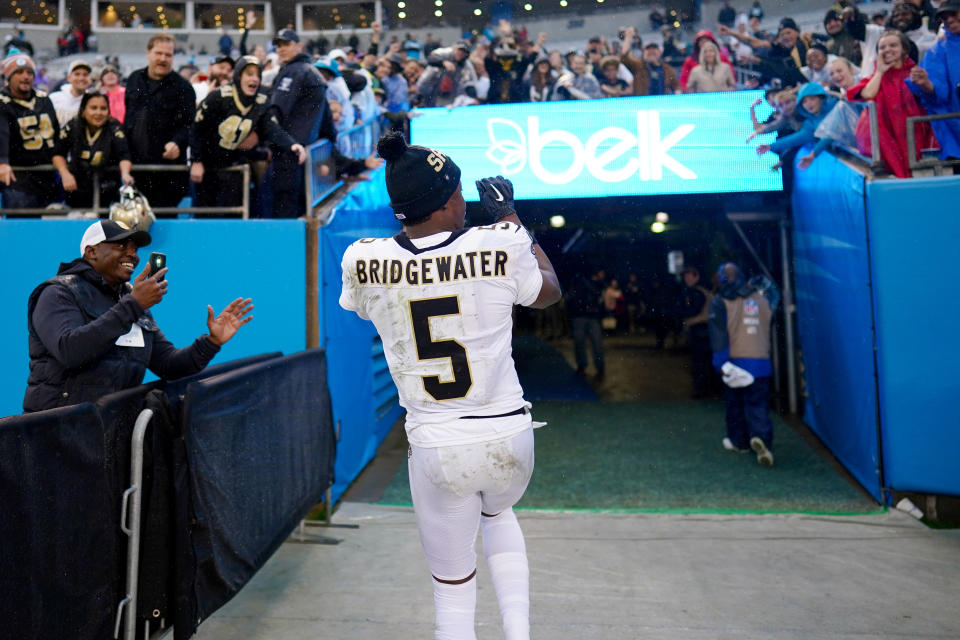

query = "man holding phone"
[22, 219, 253, 413]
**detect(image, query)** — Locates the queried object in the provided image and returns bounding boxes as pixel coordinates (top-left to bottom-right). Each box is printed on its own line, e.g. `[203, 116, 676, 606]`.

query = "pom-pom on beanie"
[377, 131, 461, 222]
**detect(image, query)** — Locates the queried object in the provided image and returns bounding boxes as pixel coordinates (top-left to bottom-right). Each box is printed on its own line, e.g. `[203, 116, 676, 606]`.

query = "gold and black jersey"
[190, 84, 297, 169]
[54, 117, 130, 176]
[0, 89, 59, 166]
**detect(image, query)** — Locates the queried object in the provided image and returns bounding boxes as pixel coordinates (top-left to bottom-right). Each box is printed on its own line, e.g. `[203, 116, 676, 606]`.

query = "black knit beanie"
[377, 131, 461, 222]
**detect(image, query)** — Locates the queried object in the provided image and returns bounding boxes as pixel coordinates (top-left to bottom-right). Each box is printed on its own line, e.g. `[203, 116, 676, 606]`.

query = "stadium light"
[398, 10, 406, 18]
[655, 212, 669, 223]
[434, 8, 442, 16]
[397, 1, 405, 6]
[435, 0, 442, 5]
[560, 0, 568, 5]
[651, 221, 666, 233]
[474, 7, 482, 15]
[524, 2, 532, 9]
[550, 215, 566, 228]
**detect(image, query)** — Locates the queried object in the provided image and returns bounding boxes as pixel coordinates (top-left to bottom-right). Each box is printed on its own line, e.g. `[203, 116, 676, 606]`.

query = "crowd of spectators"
[1, 0, 958, 217]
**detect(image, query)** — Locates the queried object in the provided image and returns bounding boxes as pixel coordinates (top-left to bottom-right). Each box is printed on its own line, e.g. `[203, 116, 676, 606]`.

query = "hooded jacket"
[708, 274, 780, 377]
[23, 259, 219, 413]
[770, 83, 838, 155]
[908, 31, 960, 161]
[679, 30, 734, 89]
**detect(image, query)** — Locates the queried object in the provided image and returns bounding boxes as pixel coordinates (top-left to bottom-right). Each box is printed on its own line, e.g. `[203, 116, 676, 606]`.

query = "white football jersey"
[340, 222, 543, 447]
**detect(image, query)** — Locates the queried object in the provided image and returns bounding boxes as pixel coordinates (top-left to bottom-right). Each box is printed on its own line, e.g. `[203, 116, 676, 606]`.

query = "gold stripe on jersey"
[355, 250, 509, 287]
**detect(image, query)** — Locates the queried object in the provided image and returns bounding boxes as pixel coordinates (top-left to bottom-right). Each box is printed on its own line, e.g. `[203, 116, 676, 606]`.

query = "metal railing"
[336, 119, 381, 159]
[304, 138, 342, 213]
[907, 112, 960, 176]
[0, 164, 251, 218]
[305, 119, 381, 216]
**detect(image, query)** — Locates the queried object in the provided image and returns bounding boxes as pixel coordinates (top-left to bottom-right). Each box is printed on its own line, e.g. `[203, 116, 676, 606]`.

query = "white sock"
[433, 575, 477, 640]
[482, 510, 530, 640]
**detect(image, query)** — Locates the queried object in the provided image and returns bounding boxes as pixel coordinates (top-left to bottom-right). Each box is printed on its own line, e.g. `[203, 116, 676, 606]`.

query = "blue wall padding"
[791, 153, 882, 501]
[865, 178, 960, 496]
[318, 169, 404, 504]
[0, 219, 307, 418]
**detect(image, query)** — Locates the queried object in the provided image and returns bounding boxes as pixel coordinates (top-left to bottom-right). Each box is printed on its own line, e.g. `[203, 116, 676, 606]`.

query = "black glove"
[475, 175, 516, 223]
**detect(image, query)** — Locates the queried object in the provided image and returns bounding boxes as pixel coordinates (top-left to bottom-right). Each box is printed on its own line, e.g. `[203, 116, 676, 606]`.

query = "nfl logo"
[744, 299, 759, 316]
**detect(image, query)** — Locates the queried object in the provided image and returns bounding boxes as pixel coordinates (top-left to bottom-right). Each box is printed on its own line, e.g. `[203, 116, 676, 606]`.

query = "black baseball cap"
[80, 220, 151, 257]
[273, 28, 299, 44]
[936, 0, 960, 16]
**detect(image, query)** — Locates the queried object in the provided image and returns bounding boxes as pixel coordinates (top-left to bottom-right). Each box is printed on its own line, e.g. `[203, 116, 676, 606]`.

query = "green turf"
[378, 401, 881, 514]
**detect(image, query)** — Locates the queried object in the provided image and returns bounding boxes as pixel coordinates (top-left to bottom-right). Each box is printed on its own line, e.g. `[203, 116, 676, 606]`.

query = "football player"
[189, 55, 305, 209]
[0, 53, 59, 208]
[340, 131, 561, 640]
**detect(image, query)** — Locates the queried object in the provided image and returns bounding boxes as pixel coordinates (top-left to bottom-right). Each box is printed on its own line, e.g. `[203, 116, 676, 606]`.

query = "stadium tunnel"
[345, 187, 878, 517]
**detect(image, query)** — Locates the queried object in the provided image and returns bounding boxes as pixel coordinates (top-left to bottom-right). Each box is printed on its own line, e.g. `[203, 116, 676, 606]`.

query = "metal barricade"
[733, 65, 762, 90]
[114, 408, 157, 640]
[1, 164, 251, 218]
[304, 138, 342, 213]
[335, 119, 381, 159]
[907, 112, 960, 176]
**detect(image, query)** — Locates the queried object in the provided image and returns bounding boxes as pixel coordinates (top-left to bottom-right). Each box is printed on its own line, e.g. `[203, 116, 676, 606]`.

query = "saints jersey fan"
[0, 53, 60, 209]
[189, 55, 305, 208]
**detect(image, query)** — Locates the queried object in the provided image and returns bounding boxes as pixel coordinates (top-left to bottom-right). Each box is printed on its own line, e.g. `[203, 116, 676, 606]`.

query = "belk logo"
[485, 112, 697, 185]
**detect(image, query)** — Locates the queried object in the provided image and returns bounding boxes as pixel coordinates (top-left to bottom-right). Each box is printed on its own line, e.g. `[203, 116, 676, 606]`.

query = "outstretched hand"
[207, 297, 254, 346]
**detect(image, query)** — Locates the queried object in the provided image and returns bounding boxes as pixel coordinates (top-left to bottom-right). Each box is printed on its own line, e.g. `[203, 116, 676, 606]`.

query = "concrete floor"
[195, 503, 960, 639]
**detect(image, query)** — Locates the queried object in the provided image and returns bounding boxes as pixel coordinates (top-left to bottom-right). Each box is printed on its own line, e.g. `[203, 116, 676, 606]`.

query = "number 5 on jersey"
[409, 296, 473, 401]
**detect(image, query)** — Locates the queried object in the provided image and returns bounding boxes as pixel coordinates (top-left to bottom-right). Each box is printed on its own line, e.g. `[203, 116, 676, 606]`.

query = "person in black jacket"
[52, 92, 133, 209]
[190, 55, 305, 209]
[124, 34, 196, 208]
[0, 52, 59, 208]
[23, 219, 253, 413]
[267, 28, 324, 218]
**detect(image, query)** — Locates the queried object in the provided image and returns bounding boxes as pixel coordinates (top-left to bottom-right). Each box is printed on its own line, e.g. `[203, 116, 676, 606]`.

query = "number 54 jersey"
[340, 222, 543, 448]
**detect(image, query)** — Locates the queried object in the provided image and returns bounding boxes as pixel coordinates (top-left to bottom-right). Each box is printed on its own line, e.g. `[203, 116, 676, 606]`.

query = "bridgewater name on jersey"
[340, 222, 543, 448]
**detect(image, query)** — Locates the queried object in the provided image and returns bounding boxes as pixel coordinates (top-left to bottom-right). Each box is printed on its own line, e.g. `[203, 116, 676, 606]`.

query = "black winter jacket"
[123, 68, 196, 164]
[269, 53, 328, 145]
[23, 259, 219, 413]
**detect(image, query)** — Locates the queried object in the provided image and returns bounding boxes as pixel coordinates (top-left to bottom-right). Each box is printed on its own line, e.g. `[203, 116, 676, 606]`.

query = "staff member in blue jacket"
[23, 220, 253, 413]
[708, 262, 780, 466]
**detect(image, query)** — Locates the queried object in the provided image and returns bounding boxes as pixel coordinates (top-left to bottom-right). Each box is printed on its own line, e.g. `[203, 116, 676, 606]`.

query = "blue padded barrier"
[791, 152, 882, 501]
[865, 178, 960, 496]
[318, 168, 405, 504]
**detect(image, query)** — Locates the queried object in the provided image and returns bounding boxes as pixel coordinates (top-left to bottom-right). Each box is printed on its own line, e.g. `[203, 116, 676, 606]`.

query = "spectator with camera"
[53, 92, 133, 209]
[23, 219, 253, 413]
[416, 40, 479, 107]
[0, 53, 59, 209]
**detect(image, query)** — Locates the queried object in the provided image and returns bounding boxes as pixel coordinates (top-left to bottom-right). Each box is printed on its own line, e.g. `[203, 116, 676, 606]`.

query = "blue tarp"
[181, 349, 335, 625]
[319, 170, 405, 504]
[792, 152, 882, 500]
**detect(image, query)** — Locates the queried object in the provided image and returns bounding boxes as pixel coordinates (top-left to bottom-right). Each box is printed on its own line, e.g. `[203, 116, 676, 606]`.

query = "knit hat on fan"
[376, 131, 461, 222]
[3, 53, 35, 81]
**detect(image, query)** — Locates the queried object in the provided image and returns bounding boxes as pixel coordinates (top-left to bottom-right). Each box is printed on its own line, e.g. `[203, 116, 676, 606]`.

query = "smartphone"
[149, 252, 166, 280]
